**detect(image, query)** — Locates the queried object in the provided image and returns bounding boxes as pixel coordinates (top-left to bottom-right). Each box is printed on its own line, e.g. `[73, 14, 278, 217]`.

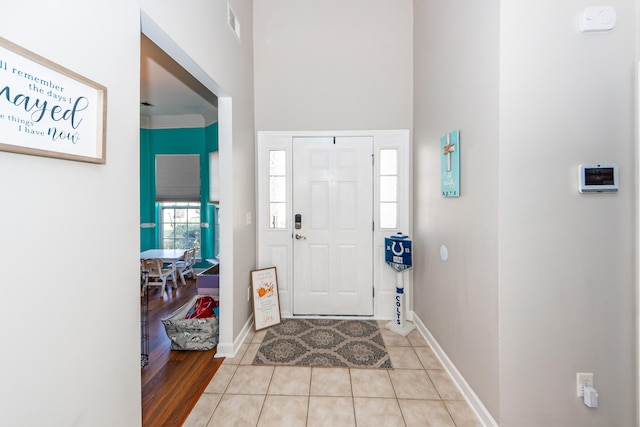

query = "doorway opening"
[139, 10, 234, 424]
[140, 9, 232, 344]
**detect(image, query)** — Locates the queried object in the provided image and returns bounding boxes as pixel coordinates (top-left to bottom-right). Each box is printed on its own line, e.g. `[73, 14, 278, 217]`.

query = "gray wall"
[414, 0, 637, 425]
[0, 1, 258, 424]
[499, 1, 636, 425]
[254, 0, 413, 132]
[0, 1, 141, 425]
[413, 0, 501, 418]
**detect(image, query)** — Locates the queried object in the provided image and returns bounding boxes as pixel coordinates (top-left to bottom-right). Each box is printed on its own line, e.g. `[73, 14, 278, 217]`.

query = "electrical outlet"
[577, 373, 594, 397]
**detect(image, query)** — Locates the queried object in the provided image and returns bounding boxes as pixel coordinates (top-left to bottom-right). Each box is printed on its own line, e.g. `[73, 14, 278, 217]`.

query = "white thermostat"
[578, 164, 618, 193]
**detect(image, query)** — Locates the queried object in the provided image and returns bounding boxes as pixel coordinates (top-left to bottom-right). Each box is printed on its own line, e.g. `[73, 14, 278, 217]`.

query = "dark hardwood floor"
[141, 277, 223, 427]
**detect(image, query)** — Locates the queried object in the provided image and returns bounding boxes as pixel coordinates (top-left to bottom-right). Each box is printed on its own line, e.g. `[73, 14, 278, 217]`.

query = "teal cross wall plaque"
[441, 130, 460, 197]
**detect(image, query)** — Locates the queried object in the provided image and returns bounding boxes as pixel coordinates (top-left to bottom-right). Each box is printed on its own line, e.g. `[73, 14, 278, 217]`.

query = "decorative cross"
[443, 133, 455, 172]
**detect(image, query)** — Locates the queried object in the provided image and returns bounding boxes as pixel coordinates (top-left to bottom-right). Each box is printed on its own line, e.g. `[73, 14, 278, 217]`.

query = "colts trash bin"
[385, 232, 416, 336]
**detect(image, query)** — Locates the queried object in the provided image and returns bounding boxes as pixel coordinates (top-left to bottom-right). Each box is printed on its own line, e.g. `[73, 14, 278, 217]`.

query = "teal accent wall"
[140, 122, 218, 259]
[205, 122, 219, 152]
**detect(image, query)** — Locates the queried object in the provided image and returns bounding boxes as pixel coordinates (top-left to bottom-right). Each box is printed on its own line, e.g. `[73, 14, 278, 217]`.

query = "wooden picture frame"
[0, 37, 106, 163]
[250, 267, 282, 331]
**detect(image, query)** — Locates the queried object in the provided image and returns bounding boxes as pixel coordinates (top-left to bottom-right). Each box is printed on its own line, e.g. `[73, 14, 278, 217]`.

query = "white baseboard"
[215, 314, 254, 358]
[411, 312, 499, 427]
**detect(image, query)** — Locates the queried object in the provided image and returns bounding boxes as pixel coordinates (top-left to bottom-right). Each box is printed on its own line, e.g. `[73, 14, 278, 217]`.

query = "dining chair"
[176, 248, 196, 285]
[140, 260, 150, 297]
[141, 258, 176, 296]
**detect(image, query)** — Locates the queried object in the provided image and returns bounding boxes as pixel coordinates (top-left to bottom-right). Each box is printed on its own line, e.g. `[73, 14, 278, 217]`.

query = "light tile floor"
[183, 321, 483, 427]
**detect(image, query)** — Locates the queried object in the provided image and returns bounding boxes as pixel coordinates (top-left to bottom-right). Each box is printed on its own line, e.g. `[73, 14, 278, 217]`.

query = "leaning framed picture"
[250, 267, 282, 331]
[0, 37, 107, 163]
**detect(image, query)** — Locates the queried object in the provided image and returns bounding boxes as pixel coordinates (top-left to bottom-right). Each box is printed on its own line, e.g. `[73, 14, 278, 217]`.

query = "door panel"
[293, 136, 373, 315]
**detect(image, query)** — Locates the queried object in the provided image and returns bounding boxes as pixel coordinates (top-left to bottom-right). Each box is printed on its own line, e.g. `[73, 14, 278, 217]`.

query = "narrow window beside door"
[269, 150, 287, 229]
[379, 149, 398, 229]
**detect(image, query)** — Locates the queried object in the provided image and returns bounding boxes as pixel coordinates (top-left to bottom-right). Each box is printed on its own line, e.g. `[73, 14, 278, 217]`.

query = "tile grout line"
[254, 367, 274, 427]
[349, 369, 357, 427]
[305, 368, 312, 427]
[198, 362, 238, 427]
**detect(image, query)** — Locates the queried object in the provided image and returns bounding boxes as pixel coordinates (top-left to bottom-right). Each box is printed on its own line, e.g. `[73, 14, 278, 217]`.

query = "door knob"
[295, 233, 307, 240]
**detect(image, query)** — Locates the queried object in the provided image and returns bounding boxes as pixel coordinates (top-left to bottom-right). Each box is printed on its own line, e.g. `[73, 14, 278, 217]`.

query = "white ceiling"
[140, 35, 218, 120]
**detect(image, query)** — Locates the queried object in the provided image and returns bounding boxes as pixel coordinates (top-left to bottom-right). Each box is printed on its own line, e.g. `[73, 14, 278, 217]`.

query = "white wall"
[414, 0, 637, 425]
[254, 0, 413, 132]
[0, 1, 141, 425]
[140, 0, 256, 349]
[413, 0, 501, 419]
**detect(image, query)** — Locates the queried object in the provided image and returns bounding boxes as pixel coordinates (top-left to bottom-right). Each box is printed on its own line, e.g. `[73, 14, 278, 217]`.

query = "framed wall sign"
[0, 37, 106, 163]
[250, 267, 282, 331]
[441, 129, 460, 197]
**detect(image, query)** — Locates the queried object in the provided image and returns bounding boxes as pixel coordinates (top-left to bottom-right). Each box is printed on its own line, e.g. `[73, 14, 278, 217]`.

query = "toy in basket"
[161, 295, 219, 351]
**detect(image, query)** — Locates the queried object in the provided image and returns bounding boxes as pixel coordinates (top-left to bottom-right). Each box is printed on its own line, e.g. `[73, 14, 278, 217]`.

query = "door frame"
[140, 12, 235, 355]
[257, 130, 412, 319]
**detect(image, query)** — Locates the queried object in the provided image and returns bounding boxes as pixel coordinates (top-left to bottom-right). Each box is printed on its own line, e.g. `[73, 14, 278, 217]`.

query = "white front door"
[292, 136, 373, 315]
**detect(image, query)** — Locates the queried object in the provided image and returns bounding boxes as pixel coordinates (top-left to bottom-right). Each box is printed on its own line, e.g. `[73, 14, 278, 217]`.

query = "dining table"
[140, 248, 188, 285]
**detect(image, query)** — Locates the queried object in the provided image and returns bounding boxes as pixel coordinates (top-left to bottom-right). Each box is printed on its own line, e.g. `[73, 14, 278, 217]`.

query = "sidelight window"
[269, 150, 287, 229]
[379, 149, 398, 229]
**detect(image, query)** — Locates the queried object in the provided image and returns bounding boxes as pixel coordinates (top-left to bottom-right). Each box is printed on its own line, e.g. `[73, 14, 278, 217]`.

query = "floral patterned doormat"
[252, 318, 392, 368]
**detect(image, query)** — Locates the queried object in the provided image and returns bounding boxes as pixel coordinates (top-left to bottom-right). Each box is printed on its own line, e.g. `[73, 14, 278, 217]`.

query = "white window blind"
[155, 154, 201, 202]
